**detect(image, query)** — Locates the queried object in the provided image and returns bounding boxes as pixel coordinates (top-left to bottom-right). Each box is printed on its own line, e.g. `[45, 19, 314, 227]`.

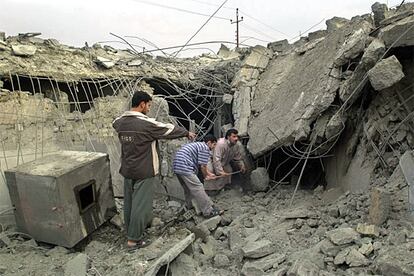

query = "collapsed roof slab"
[247, 19, 373, 157]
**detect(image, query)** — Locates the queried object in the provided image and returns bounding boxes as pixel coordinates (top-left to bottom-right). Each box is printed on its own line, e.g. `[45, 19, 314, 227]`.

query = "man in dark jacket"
[113, 91, 195, 249]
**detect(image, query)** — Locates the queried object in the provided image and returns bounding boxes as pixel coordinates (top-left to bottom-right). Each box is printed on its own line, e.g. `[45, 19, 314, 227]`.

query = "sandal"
[127, 238, 151, 251]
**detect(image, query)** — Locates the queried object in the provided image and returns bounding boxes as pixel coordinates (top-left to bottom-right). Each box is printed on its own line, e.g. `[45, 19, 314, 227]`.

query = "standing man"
[173, 134, 224, 218]
[113, 91, 195, 249]
[204, 128, 246, 192]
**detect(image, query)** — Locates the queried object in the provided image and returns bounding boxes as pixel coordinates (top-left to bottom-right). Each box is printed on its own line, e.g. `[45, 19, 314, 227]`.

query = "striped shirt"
[173, 142, 211, 175]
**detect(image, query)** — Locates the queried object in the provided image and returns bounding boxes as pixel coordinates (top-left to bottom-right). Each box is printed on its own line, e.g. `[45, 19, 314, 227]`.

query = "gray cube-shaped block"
[5, 151, 116, 247]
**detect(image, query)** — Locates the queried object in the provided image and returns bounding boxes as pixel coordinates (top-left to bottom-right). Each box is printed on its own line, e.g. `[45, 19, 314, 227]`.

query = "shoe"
[204, 206, 224, 219]
[127, 238, 151, 251]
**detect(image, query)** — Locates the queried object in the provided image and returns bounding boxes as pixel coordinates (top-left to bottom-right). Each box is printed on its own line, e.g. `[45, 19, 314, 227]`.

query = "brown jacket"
[113, 111, 188, 180]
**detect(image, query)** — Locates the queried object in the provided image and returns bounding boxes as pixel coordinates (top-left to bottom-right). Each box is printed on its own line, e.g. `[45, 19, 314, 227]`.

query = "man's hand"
[188, 132, 196, 140]
[205, 174, 217, 180]
[240, 166, 247, 174]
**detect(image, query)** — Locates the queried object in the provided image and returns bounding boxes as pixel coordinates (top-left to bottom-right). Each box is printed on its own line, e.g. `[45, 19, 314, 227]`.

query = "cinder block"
[5, 151, 116, 247]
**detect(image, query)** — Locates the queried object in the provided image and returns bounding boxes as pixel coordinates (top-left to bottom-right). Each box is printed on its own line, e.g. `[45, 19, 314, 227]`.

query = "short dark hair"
[204, 134, 217, 143]
[225, 128, 238, 139]
[131, 91, 152, 108]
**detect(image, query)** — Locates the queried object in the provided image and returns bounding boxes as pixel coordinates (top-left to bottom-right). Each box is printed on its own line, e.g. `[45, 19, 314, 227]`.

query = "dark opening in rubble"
[257, 146, 326, 190]
[75, 180, 96, 213]
[147, 78, 217, 135]
[1, 75, 122, 113]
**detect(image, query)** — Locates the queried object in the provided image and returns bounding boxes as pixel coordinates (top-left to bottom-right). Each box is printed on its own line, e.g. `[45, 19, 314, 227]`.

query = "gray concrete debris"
[326, 17, 350, 31]
[372, 2, 389, 27]
[379, 14, 414, 48]
[127, 59, 143, 66]
[356, 223, 380, 237]
[368, 55, 405, 91]
[346, 248, 370, 267]
[64, 253, 90, 276]
[243, 45, 272, 70]
[339, 38, 385, 104]
[213, 254, 230, 268]
[192, 223, 210, 243]
[374, 244, 414, 275]
[249, 167, 270, 192]
[287, 259, 320, 276]
[268, 39, 290, 53]
[242, 252, 286, 275]
[326, 227, 360, 245]
[197, 215, 221, 232]
[170, 253, 199, 276]
[95, 56, 116, 69]
[109, 214, 124, 229]
[0, 32, 5, 42]
[368, 187, 391, 225]
[319, 239, 340, 257]
[0, 235, 11, 248]
[217, 44, 240, 60]
[222, 93, 233, 104]
[334, 247, 352, 265]
[247, 19, 369, 157]
[11, 44, 37, 56]
[242, 239, 275, 259]
[334, 25, 371, 67]
[358, 242, 374, 256]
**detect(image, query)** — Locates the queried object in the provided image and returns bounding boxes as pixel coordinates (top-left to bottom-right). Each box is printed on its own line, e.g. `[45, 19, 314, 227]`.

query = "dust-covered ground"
[0, 170, 413, 276]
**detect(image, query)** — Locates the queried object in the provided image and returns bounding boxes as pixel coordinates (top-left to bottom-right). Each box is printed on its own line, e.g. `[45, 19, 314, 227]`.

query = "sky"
[0, 0, 409, 57]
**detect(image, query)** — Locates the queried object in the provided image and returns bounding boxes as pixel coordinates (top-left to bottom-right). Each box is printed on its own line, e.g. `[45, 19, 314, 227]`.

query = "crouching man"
[173, 134, 224, 218]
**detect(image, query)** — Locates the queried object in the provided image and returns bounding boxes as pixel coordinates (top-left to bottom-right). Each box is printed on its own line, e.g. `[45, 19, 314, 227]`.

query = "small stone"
[151, 217, 163, 228]
[242, 239, 275, 259]
[358, 243, 374, 256]
[0, 265, 6, 274]
[46, 246, 69, 257]
[356, 223, 380, 237]
[110, 214, 124, 229]
[326, 228, 360, 245]
[192, 224, 210, 243]
[307, 219, 319, 228]
[328, 206, 339, 218]
[319, 239, 340, 257]
[222, 94, 233, 104]
[287, 259, 320, 276]
[293, 218, 305, 229]
[373, 241, 382, 251]
[334, 247, 352, 265]
[214, 254, 230, 268]
[197, 216, 221, 231]
[250, 167, 270, 192]
[64, 253, 90, 276]
[95, 56, 116, 69]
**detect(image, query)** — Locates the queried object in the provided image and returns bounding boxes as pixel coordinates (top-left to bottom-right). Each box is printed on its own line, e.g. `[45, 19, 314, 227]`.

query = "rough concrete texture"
[250, 167, 270, 192]
[379, 14, 414, 48]
[247, 18, 372, 157]
[64, 253, 90, 276]
[368, 55, 405, 91]
[368, 187, 391, 225]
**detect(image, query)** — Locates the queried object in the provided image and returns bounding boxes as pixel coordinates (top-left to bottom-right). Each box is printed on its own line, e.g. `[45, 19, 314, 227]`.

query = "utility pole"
[230, 8, 243, 48]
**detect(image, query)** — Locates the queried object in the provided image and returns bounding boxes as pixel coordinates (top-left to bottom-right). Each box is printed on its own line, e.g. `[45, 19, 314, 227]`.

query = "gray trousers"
[123, 177, 154, 241]
[176, 174, 213, 216]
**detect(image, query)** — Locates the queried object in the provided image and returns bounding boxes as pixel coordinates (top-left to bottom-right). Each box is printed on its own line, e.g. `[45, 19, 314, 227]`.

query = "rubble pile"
[1, 1, 414, 276]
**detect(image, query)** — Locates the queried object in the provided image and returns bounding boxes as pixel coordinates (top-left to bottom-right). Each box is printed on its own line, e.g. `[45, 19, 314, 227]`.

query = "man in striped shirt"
[173, 135, 224, 218]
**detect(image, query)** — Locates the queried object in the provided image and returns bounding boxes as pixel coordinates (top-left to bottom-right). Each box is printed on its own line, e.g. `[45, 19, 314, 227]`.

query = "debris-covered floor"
[1, 171, 413, 276]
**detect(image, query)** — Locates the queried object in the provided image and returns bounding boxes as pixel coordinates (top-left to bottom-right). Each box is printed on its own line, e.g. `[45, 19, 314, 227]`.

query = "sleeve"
[212, 143, 225, 174]
[146, 119, 189, 140]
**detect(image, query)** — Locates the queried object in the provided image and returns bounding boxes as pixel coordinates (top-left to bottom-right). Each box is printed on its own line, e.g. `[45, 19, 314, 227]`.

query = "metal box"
[5, 151, 117, 247]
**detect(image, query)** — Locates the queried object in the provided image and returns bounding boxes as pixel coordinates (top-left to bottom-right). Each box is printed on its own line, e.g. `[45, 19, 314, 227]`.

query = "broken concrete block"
[356, 223, 380, 237]
[213, 254, 230, 268]
[192, 223, 210, 243]
[5, 151, 116, 248]
[326, 17, 350, 31]
[222, 94, 233, 104]
[334, 28, 369, 67]
[368, 55, 405, 91]
[345, 248, 369, 267]
[242, 252, 286, 275]
[287, 259, 320, 276]
[229, 228, 243, 251]
[379, 14, 414, 48]
[11, 44, 36, 56]
[197, 216, 221, 232]
[358, 242, 374, 256]
[249, 167, 270, 192]
[368, 187, 391, 225]
[243, 45, 272, 69]
[319, 239, 340, 257]
[372, 2, 388, 27]
[268, 39, 290, 53]
[95, 56, 116, 69]
[233, 86, 251, 137]
[326, 228, 360, 245]
[127, 59, 143, 66]
[64, 253, 90, 276]
[217, 44, 240, 60]
[242, 239, 275, 259]
[334, 247, 352, 265]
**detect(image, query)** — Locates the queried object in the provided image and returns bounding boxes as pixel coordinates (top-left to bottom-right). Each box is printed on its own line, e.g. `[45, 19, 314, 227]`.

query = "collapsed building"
[1, 2, 414, 275]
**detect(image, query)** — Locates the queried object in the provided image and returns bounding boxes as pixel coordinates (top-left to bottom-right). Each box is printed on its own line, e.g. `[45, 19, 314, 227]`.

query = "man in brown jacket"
[113, 91, 195, 249]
